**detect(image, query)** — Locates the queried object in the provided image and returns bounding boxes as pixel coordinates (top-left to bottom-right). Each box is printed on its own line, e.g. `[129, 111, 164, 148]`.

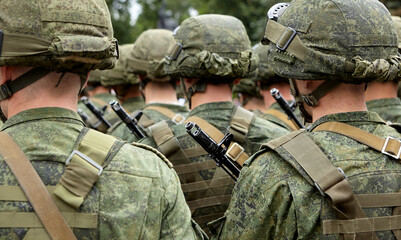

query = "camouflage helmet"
[252, 43, 288, 89]
[392, 16, 401, 50]
[127, 29, 176, 82]
[0, 0, 118, 73]
[233, 78, 262, 99]
[99, 44, 139, 87]
[262, 0, 400, 84]
[164, 14, 258, 80]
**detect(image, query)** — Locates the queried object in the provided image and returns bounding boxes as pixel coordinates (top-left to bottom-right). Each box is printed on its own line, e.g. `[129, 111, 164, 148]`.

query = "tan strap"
[137, 112, 155, 128]
[0, 212, 97, 228]
[53, 129, 118, 209]
[323, 215, 401, 234]
[0, 186, 56, 201]
[90, 97, 109, 109]
[356, 193, 401, 208]
[313, 121, 401, 160]
[0, 132, 77, 240]
[174, 160, 217, 175]
[182, 147, 207, 158]
[264, 108, 299, 131]
[185, 116, 249, 167]
[228, 106, 254, 143]
[187, 195, 231, 210]
[144, 105, 185, 124]
[181, 176, 234, 193]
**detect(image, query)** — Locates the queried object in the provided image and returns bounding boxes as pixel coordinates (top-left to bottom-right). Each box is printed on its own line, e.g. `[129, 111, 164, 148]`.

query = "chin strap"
[181, 79, 207, 109]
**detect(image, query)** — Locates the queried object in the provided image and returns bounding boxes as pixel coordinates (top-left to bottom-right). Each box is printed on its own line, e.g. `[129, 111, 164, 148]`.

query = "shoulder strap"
[264, 108, 299, 131]
[313, 122, 401, 160]
[265, 130, 378, 240]
[0, 132, 77, 240]
[228, 106, 254, 143]
[185, 116, 249, 167]
[144, 105, 185, 124]
[53, 128, 123, 209]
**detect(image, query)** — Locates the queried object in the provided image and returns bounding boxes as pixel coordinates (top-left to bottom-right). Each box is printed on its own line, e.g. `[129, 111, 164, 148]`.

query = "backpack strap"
[313, 121, 401, 160]
[0, 132, 77, 240]
[144, 105, 185, 124]
[185, 116, 249, 167]
[264, 130, 377, 240]
[228, 106, 254, 143]
[53, 128, 123, 209]
[264, 108, 299, 131]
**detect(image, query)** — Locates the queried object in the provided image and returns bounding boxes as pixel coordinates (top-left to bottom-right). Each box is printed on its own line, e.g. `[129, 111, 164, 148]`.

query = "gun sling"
[144, 105, 185, 124]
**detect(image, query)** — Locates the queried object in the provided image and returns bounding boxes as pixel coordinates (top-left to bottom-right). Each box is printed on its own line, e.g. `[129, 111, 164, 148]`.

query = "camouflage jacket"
[139, 101, 289, 235]
[109, 102, 189, 143]
[366, 97, 401, 123]
[104, 96, 145, 127]
[0, 107, 205, 240]
[213, 111, 401, 239]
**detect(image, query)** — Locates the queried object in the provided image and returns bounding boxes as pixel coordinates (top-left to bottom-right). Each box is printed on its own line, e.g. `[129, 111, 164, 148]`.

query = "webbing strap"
[137, 113, 155, 128]
[356, 193, 401, 208]
[53, 129, 117, 209]
[2, 33, 51, 57]
[187, 195, 231, 210]
[182, 147, 207, 158]
[313, 122, 401, 160]
[185, 116, 249, 167]
[0, 132, 77, 240]
[174, 160, 216, 175]
[0, 186, 56, 201]
[264, 108, 298, 131]
[144, 105, 185, 124]
[0, 212, 97, 228]
[90, 98, 109, 110]
[193, 212, 226, 228]
[228, 106, 254, 143]
[181, 176, 234, 193]
[323, 215, 401, 234]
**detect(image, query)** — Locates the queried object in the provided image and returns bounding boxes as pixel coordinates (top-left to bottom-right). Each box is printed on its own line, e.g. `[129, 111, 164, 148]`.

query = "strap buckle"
[172, 114, 184, 124]
[381, 136, 401, 159]
[0, 83, 12, 100]
[314, 167, 347, 197]
[276, 27, 297, 51]
[66, 150, 103, 175]
[225, 142, 244, 162]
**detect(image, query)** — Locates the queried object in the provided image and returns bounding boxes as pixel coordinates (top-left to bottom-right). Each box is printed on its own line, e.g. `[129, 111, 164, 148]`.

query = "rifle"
[80, 96, 112, 129]
[77, 108, 90, 124]
[270, 88, 304, 129]
[185, 122, 240, 181]
[110, 100, 145, 139]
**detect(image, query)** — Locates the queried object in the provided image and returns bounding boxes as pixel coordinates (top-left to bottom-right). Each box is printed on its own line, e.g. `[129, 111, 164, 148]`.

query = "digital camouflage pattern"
[268, 0, 400, 83]
[366, 98, 401, 123]
[128, 29, 176, 81]
[108, 102, 188, 142]
[0, 0, 117, 73]
[139, 101, 289, 235]
[164, 14, 258, 80]
[214, 111, 401, 239]
[233, 79, 262, 100]
[0, 107, 205, 239]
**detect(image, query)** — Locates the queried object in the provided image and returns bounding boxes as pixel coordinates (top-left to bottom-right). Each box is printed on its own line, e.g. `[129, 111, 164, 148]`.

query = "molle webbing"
[313, 121, 401, 160]
[228, 106, 254, 143]
[53, 128, 121, 209]
[0, 132, 77, 240]
[264, 108, 299, 131]
[185, 116, 249, 167]
[144, 105, 185, 124]
[90, 98, 109, 110]
[265, 130, 377, 240]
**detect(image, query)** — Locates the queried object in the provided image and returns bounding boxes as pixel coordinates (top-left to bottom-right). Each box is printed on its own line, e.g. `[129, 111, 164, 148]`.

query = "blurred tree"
[106, 0, 136, 44]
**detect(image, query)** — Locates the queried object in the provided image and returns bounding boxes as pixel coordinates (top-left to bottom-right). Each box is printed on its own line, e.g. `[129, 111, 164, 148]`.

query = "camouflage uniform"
[137, 15, 289, 235]
[213, 0, 401, 239]
[261, 101, 302, 131]
[366, 98, 401, 123]
[0, 1, 204, 239]
[108, 29, 189, 142]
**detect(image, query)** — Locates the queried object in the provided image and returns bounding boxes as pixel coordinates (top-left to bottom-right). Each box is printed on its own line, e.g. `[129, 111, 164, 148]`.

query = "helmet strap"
[181, 79, 207, 109]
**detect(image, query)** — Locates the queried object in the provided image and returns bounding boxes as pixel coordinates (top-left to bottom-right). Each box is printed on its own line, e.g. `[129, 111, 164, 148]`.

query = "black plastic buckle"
[0, 83, 12, 100]
[276, 27, 297, 51]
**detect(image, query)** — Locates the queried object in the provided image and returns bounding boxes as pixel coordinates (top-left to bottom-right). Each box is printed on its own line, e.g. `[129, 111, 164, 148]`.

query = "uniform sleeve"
[212, 151, 298, 240]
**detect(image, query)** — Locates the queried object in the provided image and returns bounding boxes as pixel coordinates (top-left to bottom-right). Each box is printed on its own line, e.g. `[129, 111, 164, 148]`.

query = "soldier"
[139, 14, 289, 235]
[365, 16, 401, 123]
[253, 43, 302, 131]
[109, 29, 189, 142]
[232, 78, 265, 114]
[213, 0, 401, 239]
[0, 0, 205, 239]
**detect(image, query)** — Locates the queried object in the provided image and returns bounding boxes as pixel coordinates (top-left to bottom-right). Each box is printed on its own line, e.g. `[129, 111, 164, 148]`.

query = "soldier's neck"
[242, 97, 265, 112]
[190, 84, 233, 110]
[365, 81, 398, 101]
[143, 81, 178, 105]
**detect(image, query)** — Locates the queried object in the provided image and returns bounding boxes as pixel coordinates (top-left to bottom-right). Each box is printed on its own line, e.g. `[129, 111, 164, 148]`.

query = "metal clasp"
[172, 114, 184, 124]
[314, 167, 347, 197]
[66, 150, 103, 175]
[381, 136, 401, 159]
[276, 27, 297, 51]
[225, 142, 245, 162]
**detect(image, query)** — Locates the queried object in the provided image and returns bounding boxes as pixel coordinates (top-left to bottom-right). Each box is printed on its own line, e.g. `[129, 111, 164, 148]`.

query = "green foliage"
[106, 0, 136, 44]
